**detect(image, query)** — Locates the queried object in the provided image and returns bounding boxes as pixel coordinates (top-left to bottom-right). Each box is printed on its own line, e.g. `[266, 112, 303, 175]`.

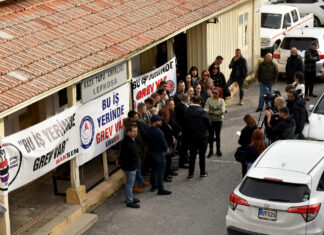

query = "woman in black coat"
[158, 108, 176, 182]
[238, 114, 257, 177]
[209, 65, 229, 98]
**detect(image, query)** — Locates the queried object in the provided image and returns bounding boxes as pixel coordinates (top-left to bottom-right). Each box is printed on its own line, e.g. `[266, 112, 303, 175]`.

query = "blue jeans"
[150, 152, 166, 191]
[258, 83, 273, 109]
[123, 170, 136, 204]
[133, 158, 144, 188]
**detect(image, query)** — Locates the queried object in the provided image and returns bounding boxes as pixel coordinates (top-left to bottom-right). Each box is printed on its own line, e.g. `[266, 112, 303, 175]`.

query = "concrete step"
[57, 213, 98, 235]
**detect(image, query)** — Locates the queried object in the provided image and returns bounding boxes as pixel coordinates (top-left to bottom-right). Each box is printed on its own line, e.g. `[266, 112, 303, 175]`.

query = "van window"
[290, 0, 317, 3]
[239, 177, 310, 203]
[291, 10, 299, 22]
[261, 13, 282, 29]
[280, 37, 319, 50]
[283, 13, 292, 27]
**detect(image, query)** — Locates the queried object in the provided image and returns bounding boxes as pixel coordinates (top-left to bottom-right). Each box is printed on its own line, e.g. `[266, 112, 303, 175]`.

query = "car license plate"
[258, 208, 277, 221]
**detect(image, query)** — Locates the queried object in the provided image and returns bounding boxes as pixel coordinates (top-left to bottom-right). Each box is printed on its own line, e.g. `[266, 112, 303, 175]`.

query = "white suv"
[226, 140, 324, 235]
[273, 28, 324, 78]
[271, 0, 324, 27]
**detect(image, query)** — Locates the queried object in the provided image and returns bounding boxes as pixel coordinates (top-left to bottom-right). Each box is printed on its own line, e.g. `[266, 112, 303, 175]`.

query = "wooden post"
[127, 59, 133, 110]
[102, 151, 109, 181]
[167, 38, 174, 60]
[0, 118, 10, 235]
[66, 85, 86, 204]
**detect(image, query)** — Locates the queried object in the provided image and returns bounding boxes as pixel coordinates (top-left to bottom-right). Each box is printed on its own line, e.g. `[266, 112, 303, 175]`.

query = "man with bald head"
[285, 47, 303, 84]
[255, 53, 278, 112]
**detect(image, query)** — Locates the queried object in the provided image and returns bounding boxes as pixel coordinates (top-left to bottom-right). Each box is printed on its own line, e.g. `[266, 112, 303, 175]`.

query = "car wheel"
[314, 16, 321, 27]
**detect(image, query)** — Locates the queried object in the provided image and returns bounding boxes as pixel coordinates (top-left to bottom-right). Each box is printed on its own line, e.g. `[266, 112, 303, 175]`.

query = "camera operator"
[265, 107, 296, 142]
[264, 96, 286, 138]
[287, 89, 309, 139]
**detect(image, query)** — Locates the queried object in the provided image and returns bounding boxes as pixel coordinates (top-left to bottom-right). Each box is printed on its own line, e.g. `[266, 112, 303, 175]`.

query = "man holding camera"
[287, 89, 309, 139]
[265, 107, 296, 142]
[264, 97, 285, 138]
[255, 53, 278, 112]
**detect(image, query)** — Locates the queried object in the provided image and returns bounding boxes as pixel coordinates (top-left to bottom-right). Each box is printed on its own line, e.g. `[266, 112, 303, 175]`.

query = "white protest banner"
[0, 106, 80, 195]
[132, 57, 177, 108]
[78, 83, 130, 166]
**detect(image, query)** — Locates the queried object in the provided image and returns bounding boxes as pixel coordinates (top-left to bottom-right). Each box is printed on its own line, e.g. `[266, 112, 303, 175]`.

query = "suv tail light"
[273, 50, 280, 59]
[319, 54, 324, 60]
[286, 203, 321, 222]
[229, 193, 249, 211]
[320, 5, 324, 9]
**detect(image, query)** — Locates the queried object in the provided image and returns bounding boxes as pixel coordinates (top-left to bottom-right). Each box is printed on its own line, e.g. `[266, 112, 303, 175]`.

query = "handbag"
[234, 146, 246, 162]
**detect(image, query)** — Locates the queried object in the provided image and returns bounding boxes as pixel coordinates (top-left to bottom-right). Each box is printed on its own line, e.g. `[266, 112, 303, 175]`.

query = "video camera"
[264, 89, 281, 111]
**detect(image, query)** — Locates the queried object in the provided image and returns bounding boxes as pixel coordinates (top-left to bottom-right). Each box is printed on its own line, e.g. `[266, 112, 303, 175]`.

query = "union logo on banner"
[80, 116, 95, 149]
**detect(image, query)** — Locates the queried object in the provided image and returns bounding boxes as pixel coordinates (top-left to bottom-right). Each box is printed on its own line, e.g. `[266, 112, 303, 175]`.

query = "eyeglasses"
[203, 74, 209, 76]
[212, 92, 218, 95]
[213, 67, 219, 70]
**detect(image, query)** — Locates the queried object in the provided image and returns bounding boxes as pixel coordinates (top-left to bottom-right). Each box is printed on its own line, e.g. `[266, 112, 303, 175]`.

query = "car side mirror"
[309, 104, 314, 112]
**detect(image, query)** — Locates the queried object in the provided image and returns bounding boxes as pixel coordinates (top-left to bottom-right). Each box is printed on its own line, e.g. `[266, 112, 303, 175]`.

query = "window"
[58, 88, 68, 107]
[261, 13, 282, 29]
[291, 10, 299, 22]
[280, 37, 318, 50]
[288, 0, 317, 3]
[239, 14, 243, 25]
[76, 83, 81, 101]
[239, 177, 310, 203]
[317, 171, 324, 191]
[314, 95, 324, 115]
[283, 13, 292, 27]
[244, 12, 249, 22]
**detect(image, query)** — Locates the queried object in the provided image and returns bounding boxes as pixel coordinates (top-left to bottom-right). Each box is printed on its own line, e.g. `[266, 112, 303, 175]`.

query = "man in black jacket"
[226, 49, 248, 105]
[175, 93, 190, 168]
[184, 96, 211, 178]
[118, 124, 141, 208]
[285, 47, 303, 84]
[287, 89, 309, 139]
[147, 115, 171, 195]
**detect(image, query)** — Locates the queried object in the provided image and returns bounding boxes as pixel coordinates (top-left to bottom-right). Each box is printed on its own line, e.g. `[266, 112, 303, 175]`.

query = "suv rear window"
[280, 37, 319, 51]
[239, 177, 310, 203]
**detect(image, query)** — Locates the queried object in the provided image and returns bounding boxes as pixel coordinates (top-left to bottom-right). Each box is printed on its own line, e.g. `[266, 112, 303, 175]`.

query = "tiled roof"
[0, 0, 240, 114]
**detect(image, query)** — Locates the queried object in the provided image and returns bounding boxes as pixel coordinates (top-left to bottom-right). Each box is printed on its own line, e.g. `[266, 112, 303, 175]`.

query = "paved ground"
[84, 79, 324, 235]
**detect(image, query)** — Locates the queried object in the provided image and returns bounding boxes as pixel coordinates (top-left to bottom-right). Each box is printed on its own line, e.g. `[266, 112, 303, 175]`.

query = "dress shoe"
[170, 171, 178, 176]
[138, 181, 150, 187]
[157, 190, 172, 195]
[179, 163, 189, 169]
[132, 187, 144, 193]
[255, 107, 262, 112]
[125, 198, 140, 204]
[216, 151, 222, 157]
[164, 177, 172, 182]
[200, 172, 208, 178]
[309, 93, 317, 97]
[126, 202, 140, 208]
[207, 151, 213, 158]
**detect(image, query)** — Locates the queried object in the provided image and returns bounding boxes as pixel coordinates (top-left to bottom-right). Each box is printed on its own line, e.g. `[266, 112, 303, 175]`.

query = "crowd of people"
[118, 43, 315, 208]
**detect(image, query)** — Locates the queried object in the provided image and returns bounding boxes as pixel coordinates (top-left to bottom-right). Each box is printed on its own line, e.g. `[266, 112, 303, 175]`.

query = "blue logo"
[80, 116, 95, 149]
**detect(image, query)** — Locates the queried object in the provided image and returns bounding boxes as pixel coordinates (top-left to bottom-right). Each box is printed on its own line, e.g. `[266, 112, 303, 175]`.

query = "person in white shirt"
[292, 71, 305, 98]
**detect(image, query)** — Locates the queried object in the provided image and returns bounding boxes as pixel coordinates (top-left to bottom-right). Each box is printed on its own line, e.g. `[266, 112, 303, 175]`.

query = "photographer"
[265, 107, 296, 142]
[264, 96, 286, 138]
[287, 89, 309, 139]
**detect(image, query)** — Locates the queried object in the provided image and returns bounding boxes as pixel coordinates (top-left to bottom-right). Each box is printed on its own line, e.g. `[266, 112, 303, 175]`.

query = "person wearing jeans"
[255, 53, 278, 112]
[118, 124, 141, 208]
[147, 115, 171, 195]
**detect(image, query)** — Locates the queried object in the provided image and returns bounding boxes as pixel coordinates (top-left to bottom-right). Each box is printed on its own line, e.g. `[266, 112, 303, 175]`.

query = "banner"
[0, 106, 80, 195]
[78, 83, 130, 166]
[132, 57, 177, 108]
[81, 62, 127, 103]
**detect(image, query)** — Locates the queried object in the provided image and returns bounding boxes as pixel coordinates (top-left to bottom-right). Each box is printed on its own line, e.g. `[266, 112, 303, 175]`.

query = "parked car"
[260, 5, 313, 55]
[226, 140, 324, 235]
[303, 93, 324, 140]
[271, 0, 324, 27]
[273, 28, 324, 78]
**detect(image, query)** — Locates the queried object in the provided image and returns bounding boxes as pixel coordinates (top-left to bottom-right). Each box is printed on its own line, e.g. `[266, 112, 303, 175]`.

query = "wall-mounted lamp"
[207, 17, 221, 24]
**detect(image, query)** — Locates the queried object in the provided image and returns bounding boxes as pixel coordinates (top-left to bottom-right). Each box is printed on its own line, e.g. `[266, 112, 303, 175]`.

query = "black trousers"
[179, 135, 189, 166]
[305, 71, 316, 96]
[241, 162, 247, 178]
[226, 77, 244, 100]
[165, 152, 173, 178]
[189, 137, 208, 176]
[208, 121, 222, 152]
